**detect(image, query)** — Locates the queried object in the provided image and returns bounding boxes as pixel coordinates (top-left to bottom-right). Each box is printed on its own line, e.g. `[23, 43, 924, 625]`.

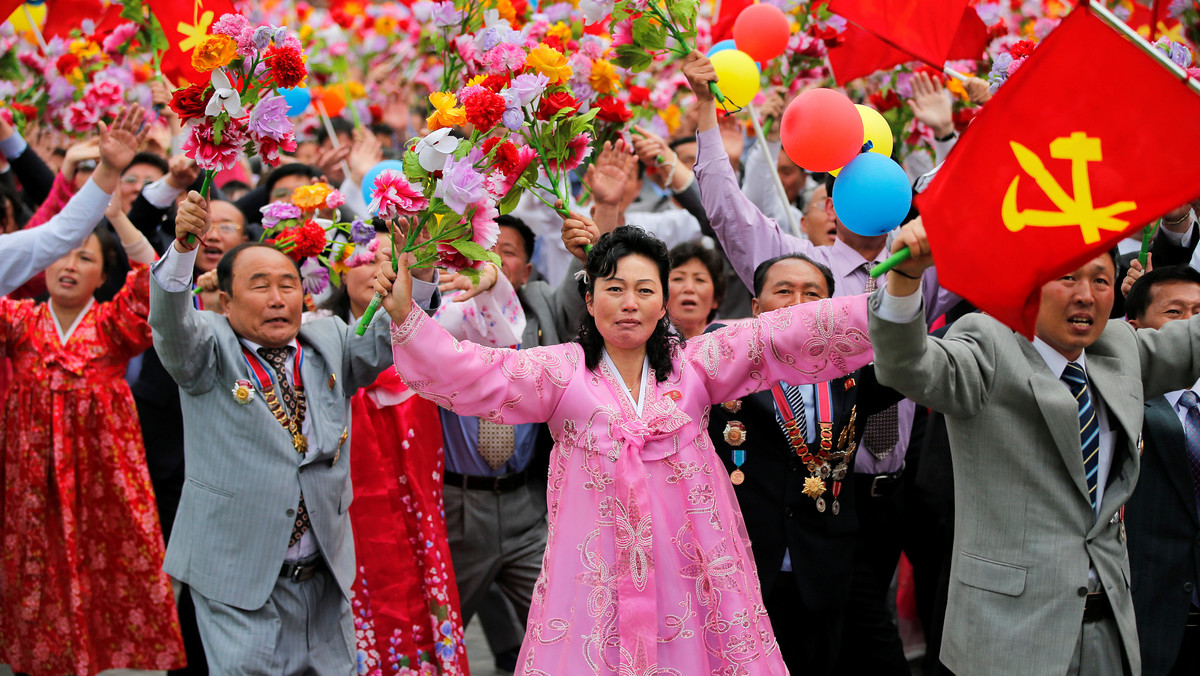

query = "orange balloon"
[317, 86, 346, 118]
[733, 4, 791, 63]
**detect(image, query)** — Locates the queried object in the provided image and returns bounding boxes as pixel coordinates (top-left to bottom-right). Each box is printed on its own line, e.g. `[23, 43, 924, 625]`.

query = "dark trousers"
[765, 573, 845, 676]
[835, 473, 910, 675]
[1168, 608, 1200, 676]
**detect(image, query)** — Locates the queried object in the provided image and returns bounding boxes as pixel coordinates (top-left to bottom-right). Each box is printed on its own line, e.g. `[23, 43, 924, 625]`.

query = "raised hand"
[583, 141, 635, 206]
[97, 103, 150, 174]
[440, 263, 500, 303]
[349, 127, 383, 187]
[315, 144, 351, 185]
[906, 72, 954, 139]
[757, 87, 787, 141]
[1122, 255, 1151, 297]
[964, 77, 992, 105]
[174, 190, 211, 253]
[681, 51, 718, 104]
[376, 251, 416, 323]
[886, 217, 933, 296]
[61, 138, 100, 182]
[166, 155, 201, 191]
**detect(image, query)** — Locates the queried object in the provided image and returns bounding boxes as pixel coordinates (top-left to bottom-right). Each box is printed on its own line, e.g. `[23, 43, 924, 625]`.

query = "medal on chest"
[240, 345, 310, 456]
[772, 381, 853, 514]
[724, 420, 747, 485]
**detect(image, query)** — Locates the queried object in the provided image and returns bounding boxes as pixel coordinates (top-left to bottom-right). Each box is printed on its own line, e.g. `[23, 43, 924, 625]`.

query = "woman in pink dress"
[376, 226, 874, 676]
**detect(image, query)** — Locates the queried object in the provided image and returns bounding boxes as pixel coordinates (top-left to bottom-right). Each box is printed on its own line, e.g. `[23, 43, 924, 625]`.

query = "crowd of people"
[2, 3, 1200, 676]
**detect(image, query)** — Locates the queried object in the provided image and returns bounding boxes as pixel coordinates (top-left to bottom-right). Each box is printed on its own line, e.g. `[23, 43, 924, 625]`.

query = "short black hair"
[315, 117, 355, 146]
[668, 135, 697, 153]
[263, 163, 320, 200]
[122, 151, 169, 176]
[217, 242, 302, 296]
[496, 215, 535, 262]
[752, 253, 835, 298]
[1125, 264, 1200, 321]
[668, 241, 726, 323]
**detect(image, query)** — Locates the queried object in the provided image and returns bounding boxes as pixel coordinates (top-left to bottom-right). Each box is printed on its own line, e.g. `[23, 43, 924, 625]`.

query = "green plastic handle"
[355, 293, 383, 336]
[870, 248, 912, 278]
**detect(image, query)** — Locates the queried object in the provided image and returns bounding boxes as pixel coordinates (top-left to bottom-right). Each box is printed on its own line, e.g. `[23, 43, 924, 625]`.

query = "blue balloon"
[279, 87, 311, 117]
[361, 160, 407, 214]
[707, 39, 737, 57]
[832, 153, 913, 237]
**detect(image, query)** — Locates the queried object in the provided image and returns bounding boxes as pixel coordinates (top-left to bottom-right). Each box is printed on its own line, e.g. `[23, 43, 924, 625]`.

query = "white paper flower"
[205, 69, 245, 118]
[414, 128, 460, 172]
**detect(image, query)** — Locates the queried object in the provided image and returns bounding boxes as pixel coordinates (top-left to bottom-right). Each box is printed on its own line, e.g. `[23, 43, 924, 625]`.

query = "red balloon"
[733, 4, 791, 63]
[780, 88, 864, 172]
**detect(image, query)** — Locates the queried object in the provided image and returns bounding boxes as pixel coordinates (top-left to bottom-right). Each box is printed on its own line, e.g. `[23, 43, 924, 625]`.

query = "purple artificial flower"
[431, 1, 464, 28]
[349, 217, 376, 245]
[0, 81, 15, 100]
[273, 26, 290, 45]
[507, 72, 549, 107]
[260, 201, 302, 229]
[476, 27, 500, 52]
[300, 258, 330, 295]
[411, 0, 435, 23]
[434, 154, 487, 215]
[1169, 42, 1192, 68]
[248, 93, 293, 140]
[47, 76, 75, 106]
[252, 26, 274, 51]
[542, 2, 573, 23]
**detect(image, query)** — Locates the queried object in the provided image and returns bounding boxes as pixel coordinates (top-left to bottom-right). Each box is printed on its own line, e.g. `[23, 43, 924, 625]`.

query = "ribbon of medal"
[771, 380, 838, 512]
[240, 344, 309, 456]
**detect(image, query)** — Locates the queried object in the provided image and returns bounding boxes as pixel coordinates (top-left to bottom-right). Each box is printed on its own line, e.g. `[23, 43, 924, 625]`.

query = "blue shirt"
[440, 409, 540, 477]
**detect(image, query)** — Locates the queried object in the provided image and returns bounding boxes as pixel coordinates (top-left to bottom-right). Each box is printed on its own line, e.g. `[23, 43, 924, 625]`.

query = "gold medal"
[723, 421, 747, 446]
[722, 400, 742, 413]
[231, 380, 255, 405]
[730, 469, 745, 485]
[802, 476, 826, 500]
[292, 431, 308, 456]
[328, 374, 337, 390]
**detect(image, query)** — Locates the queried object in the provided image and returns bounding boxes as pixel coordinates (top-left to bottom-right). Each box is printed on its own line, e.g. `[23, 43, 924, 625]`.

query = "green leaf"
[149, 15, 169, 52]
[450, 239, 501, 266]
[497, 186, 524, 215]
[632, 20, 667, 51]
[328, 268, 341, 287]
[120, 0, 146, 23]
[672, 0, 698, 23]
[402, 151, 427, 182]
[612, 45, 653, 71]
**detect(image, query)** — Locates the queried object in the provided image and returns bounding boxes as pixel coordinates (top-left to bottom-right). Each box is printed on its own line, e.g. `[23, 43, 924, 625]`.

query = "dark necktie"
[775, 382, 809, 444]
[258, 346, 311, 548]
[1062, 362, 1100, 511]
[861, 264, 900, 459]
[1179, 390, 1200, 606]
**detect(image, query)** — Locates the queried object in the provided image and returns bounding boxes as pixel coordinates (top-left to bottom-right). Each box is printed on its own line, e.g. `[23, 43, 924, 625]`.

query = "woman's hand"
[440, 263, 500, 302]
[561, 209, 600, 262]
[376, 251, 416, 323]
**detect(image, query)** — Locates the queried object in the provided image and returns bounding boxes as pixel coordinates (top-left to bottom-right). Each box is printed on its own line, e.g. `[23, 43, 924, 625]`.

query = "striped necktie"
[775, 382, 808, 443]
[1179, 390, 1200, 606]
[1062, 362, 1100, 510]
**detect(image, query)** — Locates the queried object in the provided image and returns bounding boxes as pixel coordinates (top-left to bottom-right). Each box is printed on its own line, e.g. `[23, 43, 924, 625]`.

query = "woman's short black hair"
[577, 225, 680, 382]
[668, 241, 726, 323]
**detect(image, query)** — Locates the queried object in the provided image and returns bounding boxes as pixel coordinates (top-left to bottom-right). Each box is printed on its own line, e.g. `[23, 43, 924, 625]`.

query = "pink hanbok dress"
[389, 294, 873, 676]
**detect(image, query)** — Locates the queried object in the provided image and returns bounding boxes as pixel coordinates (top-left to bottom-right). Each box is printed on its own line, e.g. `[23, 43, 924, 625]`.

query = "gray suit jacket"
[517, 258, 585, 347]
[149, 275, 394, 611]
[868, 293, 1200, 676]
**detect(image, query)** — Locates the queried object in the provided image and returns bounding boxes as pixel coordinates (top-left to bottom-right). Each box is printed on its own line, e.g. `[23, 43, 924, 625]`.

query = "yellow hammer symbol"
[1001, 132, 1138, 244]
[177, 0, 215, 54]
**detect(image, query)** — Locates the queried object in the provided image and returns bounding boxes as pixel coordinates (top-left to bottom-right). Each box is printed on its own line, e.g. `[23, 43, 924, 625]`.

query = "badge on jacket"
[232, 380, 255, 405]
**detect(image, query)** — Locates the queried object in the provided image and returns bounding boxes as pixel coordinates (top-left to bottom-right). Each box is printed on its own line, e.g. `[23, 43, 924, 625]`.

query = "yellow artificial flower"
[525, 44, 572, 85]
[331, 242, 355, 276]
[491, 0, 517, 25]
[299, 25, 314, 42]
[662, 104, 682, 134]
[347, 81, 366, 99]
[69, 39, 100, 61]
[374, 16, 398, 35]
[191, 34, 238, 73]
[946, 77, 969, 101]
[427, 91, 467, 130]
[548, 21, 573, 43]
[589, 59, 620, 95]
[292, 183, 334, 211]
[466, 73, 490, 87]
[344, 1, 365, 16]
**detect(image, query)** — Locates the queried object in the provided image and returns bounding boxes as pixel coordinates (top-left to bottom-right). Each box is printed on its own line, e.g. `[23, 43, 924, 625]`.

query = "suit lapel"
[1086, 354, 1142, 520]
[1022, 341, 1092, 502]
[1145, 397, 1200, 526]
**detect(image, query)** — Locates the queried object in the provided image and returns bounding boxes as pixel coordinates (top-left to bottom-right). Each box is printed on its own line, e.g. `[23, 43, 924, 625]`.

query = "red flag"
[146, 0, 235, 86]
[827, 4, 988, 84]
[828, 0, 976, 66]
[916, 7, 1200, 337]
[40, 0, 103, 39]
[0, 0, 25, 26]
[711, 0, 752, 43]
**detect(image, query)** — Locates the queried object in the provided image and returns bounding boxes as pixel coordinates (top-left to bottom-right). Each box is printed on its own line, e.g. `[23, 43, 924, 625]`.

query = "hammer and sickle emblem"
[177, 0, 215, 54]
[1001, 132, 1138, 244]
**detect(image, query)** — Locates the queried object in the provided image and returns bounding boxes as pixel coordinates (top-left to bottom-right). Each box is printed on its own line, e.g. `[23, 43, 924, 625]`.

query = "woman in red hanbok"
[0, 214, 185, 674]
[317, 234, 523, 675]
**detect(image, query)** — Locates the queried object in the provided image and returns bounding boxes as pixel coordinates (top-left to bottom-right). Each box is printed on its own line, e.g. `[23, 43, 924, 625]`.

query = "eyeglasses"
[270, 188, 293, 199]
[212, 222, 242, 235]
[121, 176, 157, 187]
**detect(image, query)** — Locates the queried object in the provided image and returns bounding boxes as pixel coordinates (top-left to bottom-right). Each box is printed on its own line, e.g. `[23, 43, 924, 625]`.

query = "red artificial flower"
[170, 83, 210, 122]
[368, 104, 383, 120]
[266, 45, 307, 89]
[479, 74, 512, 92]
[11, 103, 38, 119]
[952, 107, 976, 131]
[56, 53, 80, 75]
[1009, 40, 1036, 60]
[509, 0, 528, 22]
[537, 91, 581, 120]
[277, 221, 327, 259]
[868, 89, 902, 112]
[595, 97, 631, 124]
[987, 22, 1008, 40]
[331, 7, 356, 29]
[542, 35, 565, 53]
[462, 87, 507, 130]
[627, 85, 650, 106]
[482, 137, 521, 175]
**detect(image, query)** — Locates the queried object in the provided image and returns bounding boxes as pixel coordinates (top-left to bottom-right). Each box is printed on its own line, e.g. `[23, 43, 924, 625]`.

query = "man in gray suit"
[150, 194, 438, 674]
[868, 221, 1200, 676]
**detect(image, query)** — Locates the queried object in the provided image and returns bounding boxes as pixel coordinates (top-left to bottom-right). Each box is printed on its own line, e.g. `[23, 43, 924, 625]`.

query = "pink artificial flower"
[546, 133, 592, 173]
[18, 51, 46, 74]
[253, 131, 298, 167]
[469, 199, 500, 249]
[101, 22, 138, 55]
[511, 144, 537, 178]
[611, 18, 634, 48]
[63, 100, 100, 133]
[369, 169, 429, 219]
[325, 189, 346, 209]
[84, 80, 123, 110]
[182, 119, 247, 171]
[0, 109, 11, 126]
[483, 169, 513, 199]
[435, 239, 485, 274]
[345, 238, 381, 268]
[481, 43, 526, 75]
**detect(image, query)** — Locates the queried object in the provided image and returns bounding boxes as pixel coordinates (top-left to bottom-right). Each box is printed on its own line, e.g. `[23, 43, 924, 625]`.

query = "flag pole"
[1088, 1, 1200, 95]
[21, 4, 48, 52]
[943, 65, 969, 83]
[314, 98, 354, 184]
[747, 101, 801, 238]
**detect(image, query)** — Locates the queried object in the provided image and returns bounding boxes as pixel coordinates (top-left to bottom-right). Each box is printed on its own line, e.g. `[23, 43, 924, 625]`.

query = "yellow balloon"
[831, 104, 895, 176]
[710, 49, 761, 110]
[7, 3, 46, 39]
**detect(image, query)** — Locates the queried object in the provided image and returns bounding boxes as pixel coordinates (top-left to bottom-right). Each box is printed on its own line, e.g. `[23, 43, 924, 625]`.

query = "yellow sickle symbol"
[177, 0, 215, 54]
[1001, 132, 1137, 244]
